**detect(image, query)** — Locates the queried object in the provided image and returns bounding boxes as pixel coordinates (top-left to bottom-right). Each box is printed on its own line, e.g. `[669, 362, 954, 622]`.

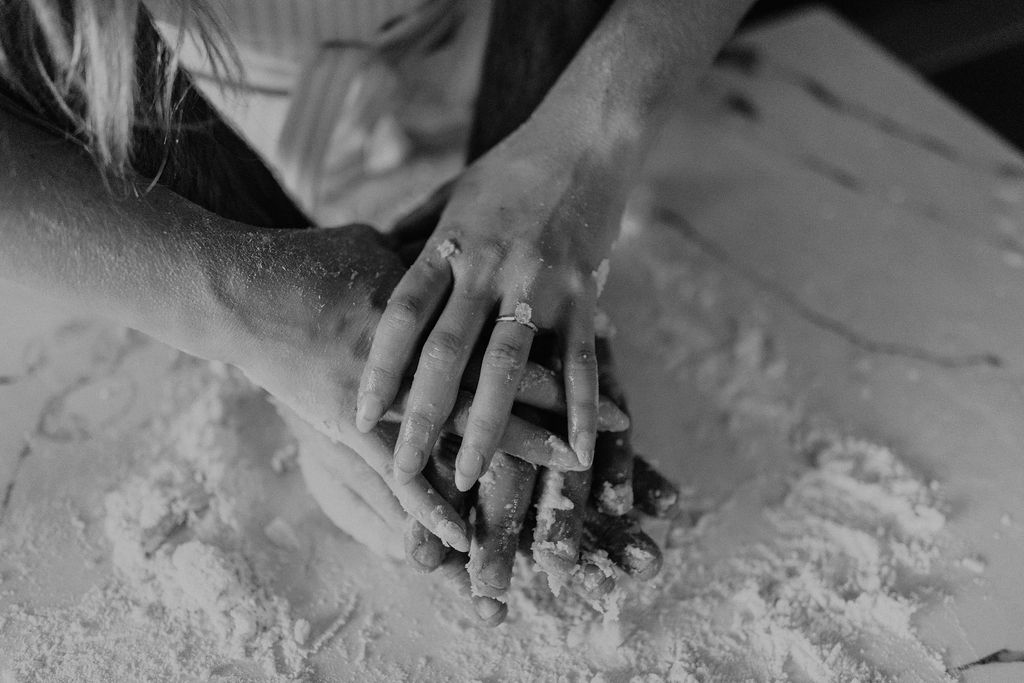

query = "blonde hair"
[0, 0, 232, 176]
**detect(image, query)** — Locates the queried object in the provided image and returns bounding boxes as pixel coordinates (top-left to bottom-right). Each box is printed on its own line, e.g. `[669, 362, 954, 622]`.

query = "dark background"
[742, 0, 1024, 150]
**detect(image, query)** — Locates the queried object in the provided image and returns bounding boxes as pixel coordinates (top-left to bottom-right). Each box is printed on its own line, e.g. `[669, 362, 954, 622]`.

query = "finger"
[632, 455, 680, 518]
[572, 554, 618, 600]
[562, 296, 599, 468]
[531, 468, 591, 579]
[357, 254, 452, 433]
[405, 436, 471, 572]
[454, 313, 535, 491]
[280, 408, 409, 530]
[520, 332, 629, 432]
[348, 423, 470, 552]
[297, 447, 406, 559]
[405, 518, 447, 573]
[591, 337, 634, 515]
[385, 389, 583, 470]
[467, 452, 538, 600]
[425, 433, 472, 504]
[582, 509, 663, 581]
[592, 433, 635, 516]
[393, 286, 493, 484]
[460, 358, 630, 432]
[438, 552, 508, 626]
[390, 472, 469, 552]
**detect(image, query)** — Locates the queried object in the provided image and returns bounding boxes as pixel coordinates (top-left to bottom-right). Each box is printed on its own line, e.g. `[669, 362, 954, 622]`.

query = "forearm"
[0, 108, 261, 360]
[520, 0, 754, 163]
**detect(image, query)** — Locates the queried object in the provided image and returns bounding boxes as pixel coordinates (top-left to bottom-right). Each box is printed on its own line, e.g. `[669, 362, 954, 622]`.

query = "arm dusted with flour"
[0, 108, 253, 361]
[0, 106, 463, 546]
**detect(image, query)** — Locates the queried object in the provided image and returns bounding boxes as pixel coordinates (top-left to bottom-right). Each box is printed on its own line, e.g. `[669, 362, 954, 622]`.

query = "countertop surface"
[2, 8, 1024, 681]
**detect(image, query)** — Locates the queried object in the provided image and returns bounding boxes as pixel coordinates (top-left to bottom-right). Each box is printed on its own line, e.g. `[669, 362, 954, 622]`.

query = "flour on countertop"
[0, 211, 974, 681]
[442, 434, 954, 682]
[0, 342, 961, 682]
[100, 372, 309, 678]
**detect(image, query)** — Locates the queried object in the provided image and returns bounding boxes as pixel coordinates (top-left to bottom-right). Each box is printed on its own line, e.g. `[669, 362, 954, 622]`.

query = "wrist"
[122, 205, 278, 367]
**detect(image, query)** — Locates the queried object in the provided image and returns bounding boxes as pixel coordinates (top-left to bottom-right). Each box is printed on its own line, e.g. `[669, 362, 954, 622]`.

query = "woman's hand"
[219, 225, 473, 550]
[219, 224, 612, 550]
[357, 127, 630, 493]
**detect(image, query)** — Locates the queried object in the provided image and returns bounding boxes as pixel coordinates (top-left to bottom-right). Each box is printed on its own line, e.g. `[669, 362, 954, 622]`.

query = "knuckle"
[423, 329, 465, 368]
[365, 364, 399, 388]
[567, 345, 599, 372]
[466, 414, 504, 440]
[485, 338, 526, 374]
[476, 238, 510, 265]
[384, 294, 426, 329]
[403, 412, 440, 439]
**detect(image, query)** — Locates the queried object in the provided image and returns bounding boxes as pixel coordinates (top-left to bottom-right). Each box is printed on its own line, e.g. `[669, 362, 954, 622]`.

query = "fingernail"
[473, 597, 507, 625]
[455, 450, 483, 492]
[597, 398, 630, 432]
[571, 432, 595, 469]
[355, 395, 384, 433]
[412, 541, 443, 570]
[479, 560, 511, 593]
[438, 519, 469, 553]
[393, 444, 424, 484]
[544, 435, 579, 470]
[581, 564, 616, 596]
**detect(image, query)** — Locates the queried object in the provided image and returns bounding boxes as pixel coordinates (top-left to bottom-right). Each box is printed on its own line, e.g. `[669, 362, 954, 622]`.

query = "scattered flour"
[440, 435, 954, 682]
[0, 214, 975, 681]
[100, 372, 308, 678]
[0, 339, 962, 682]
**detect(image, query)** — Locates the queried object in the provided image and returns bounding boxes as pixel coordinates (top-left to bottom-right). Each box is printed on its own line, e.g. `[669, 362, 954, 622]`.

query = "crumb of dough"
[437, 238, 461, 259]
[593, 309, 617, 338]
[535, 472, 575, 538]
[597, 481, 632, 516]
[544, 434, 573, 456]
[592, 259, 611, 297]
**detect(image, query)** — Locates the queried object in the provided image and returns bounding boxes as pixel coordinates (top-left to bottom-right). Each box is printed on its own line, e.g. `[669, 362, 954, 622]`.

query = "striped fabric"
[211, 0, 431, 57]
[145, 0, 477, 225]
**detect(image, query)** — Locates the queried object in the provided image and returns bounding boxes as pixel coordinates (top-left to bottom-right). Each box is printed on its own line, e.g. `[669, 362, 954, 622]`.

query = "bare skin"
[357, 0, 757, 494]
[0, 108, 591, 551]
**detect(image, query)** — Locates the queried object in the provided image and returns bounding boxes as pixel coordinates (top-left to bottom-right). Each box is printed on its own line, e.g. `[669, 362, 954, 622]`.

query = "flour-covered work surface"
[3, 9, 1024, 682]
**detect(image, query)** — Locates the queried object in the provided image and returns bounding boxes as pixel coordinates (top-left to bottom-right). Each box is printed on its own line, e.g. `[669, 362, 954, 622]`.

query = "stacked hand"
[233, 201, 676, 624]
[404, 335, 680, 625]
[225, 107, 659, 623]
[223, 224, 602, 554]
[286, 332, 679, 625]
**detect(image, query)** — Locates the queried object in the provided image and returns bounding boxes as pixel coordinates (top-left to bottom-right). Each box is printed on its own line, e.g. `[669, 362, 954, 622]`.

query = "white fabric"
[146, 0, 488, 225]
